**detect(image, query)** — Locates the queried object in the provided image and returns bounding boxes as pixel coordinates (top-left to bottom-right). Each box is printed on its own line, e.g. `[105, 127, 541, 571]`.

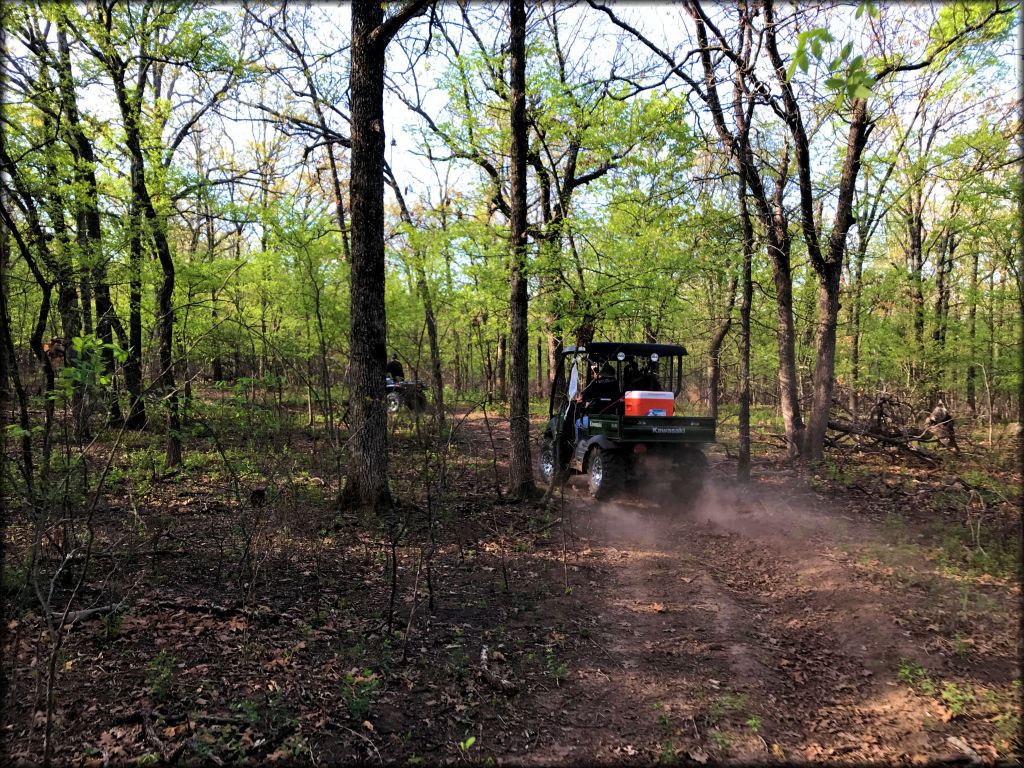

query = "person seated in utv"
[635, 362, 661, 391]
[575, 362, 620, 438]
[624, 358, 642, 391]
[386, 353, 405, 383]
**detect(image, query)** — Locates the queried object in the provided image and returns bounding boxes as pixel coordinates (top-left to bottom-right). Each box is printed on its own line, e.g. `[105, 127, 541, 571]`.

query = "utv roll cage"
[547, 342, 689, 420]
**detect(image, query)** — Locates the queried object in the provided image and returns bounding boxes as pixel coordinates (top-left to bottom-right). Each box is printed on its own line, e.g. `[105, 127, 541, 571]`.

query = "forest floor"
[3, 399, 1021, 766]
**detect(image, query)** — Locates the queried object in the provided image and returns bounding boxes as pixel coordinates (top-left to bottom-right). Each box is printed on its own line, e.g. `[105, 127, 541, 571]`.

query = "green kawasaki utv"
[539, 342, 715, 499]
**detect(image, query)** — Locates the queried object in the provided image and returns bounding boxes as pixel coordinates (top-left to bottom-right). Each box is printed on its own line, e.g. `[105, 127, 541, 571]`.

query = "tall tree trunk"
[908, 184, 926, 379]
[57, 24, 113, 436]
[737, 162, 753, 484]
[763, 4, 870, 461]
[765, 179, 804, 457]
[340, 0, 427, 508]
[796, 99, 870, 461]
[848, 234, 867, 418]
[122, 102, 181, 465]
[728, 17, 754, 481]
[707, 272, 737, 420]
[536, 336, 542, 396]
[986, 268, 995, 414]
[506, 0, 536, 500]
[36, 92, 87, 438]
[966, 250, 979, 414]
[932, 230, 949, 348]
[341, 0, 391, 509]
[932, 229, 957, 399]
[454, 329, 463, 396]
[79, 270, 93, 337]
[805, 265, 842, 454]
[150, 205, 181, 469]
[124, 204, 146, 428]
[547, 329, 561, 386]
[49, 203, 85, 436]
[0, 37, 9, 425]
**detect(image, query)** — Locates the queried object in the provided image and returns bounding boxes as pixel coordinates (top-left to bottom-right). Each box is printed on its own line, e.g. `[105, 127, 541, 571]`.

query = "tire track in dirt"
[518, 471, 963, 764]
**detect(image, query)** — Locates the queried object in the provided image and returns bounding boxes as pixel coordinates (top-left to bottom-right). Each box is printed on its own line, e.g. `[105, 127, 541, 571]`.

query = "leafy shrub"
[146, 650, 176, 705]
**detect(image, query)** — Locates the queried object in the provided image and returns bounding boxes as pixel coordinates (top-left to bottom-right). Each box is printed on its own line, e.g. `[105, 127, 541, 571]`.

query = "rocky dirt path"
[511, 463, 1018, 765]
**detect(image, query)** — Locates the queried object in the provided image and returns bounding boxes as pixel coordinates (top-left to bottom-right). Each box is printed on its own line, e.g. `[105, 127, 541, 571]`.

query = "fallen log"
[49, 603, 120, 626]
[479, 645, 518, 693]
[827, 418, 938, 465]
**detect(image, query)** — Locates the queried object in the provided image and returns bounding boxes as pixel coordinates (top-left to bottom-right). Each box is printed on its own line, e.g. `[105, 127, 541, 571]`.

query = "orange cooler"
[624, 390, 674, 417]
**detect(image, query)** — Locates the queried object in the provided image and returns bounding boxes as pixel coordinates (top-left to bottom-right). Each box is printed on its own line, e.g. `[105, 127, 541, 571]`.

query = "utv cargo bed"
[587, 414, 716, 443]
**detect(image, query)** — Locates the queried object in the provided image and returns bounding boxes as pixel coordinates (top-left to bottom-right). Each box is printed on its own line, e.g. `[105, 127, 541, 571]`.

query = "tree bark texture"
[340, 0, 428, 508]
[966, 250, 979, 413]
[497, 333, 507, 401]
[341, 0, 392, 510]
[506, 0, 537, 500]
[737, 153, 754, 484]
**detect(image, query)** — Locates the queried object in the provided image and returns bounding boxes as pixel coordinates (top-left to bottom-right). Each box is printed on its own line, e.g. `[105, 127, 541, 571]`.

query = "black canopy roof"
[560, 342, 688, 358]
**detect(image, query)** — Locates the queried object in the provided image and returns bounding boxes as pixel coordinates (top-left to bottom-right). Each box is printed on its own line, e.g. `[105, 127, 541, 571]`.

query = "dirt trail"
[513, 464, 1013, 765]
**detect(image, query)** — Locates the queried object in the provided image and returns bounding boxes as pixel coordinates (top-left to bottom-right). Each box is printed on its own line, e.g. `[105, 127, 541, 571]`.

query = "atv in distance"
[386, 378, 428, 414]
[539, 342, 715, 500]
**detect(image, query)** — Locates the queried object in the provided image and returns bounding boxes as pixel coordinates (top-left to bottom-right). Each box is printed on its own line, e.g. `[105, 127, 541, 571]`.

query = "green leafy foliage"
[341, 669, 379, 721]
[146, 650, 176, 705]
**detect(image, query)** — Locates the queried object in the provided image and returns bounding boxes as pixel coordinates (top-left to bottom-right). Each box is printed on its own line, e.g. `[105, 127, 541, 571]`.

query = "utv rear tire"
[672, 448, 708, 495]
[539, 436, 556, 485]
[588, 447, 624, 500]
[386, 392, 402, 415]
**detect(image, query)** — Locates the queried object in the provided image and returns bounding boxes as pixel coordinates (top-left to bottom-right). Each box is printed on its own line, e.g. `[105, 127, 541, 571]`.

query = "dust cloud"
[585, 499, 666, 548]
[688, 476, 834, 548]
[580, 472, 831, 553]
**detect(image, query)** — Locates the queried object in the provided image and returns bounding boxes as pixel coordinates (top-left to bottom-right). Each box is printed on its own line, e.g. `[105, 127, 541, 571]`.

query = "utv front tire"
[588, 447, 624, 500]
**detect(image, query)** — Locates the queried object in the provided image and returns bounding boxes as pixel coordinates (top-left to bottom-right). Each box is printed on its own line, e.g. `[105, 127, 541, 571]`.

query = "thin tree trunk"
[729, 14, 754, 481]
[536, 336, 542, 396]
[765, 181, 804, 456]
[707, 272, 737, 420]
[737, 165, 753, 484]
[497, 332, 507, 401]
[122, 101, 180, 465]
[0, 12, 9, 426]
[124, 207, 146, 428]
[908, 185, 926, 378]
[454, 329, 463, 396]
[966, 251, 979, 414]
[848, 234, 867, 418]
